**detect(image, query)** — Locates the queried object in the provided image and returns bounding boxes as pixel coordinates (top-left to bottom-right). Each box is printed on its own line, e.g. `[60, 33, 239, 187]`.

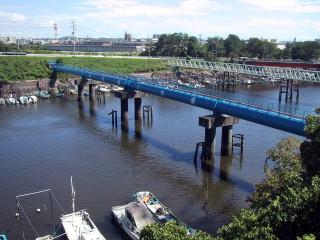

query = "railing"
[50, 63, 315, 119]
[167, 59, 320, 83]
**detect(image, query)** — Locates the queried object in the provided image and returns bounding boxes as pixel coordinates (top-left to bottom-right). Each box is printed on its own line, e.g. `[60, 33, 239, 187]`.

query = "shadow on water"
[76, 100, 254, 194]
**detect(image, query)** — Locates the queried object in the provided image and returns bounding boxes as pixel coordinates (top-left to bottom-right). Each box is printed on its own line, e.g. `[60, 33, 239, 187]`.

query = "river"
[0, 83, 319, 240]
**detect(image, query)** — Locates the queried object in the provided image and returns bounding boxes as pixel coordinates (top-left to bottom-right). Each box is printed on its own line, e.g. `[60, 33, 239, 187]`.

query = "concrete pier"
[89, 84, 96, 101]
[120, 98, 129, 122]
[199, 114, 239, 159]
[77, 77, 88, 102]
[204, 128, 216, 159]
[114, 90, 145, 122]
[134, 98, 142, 120]
[221, 125, 233, 156]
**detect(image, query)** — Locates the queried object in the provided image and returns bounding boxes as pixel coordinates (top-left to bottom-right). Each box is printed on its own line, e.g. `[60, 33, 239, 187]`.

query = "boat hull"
[111, 205, 140, 240]
[61, 210, 106, 240]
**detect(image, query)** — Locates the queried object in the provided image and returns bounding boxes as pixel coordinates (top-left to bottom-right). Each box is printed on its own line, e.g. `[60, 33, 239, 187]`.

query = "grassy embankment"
[0, 56, 170, 82]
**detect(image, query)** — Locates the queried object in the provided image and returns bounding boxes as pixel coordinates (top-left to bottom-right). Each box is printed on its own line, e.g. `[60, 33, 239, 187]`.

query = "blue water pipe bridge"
[48, 61, 313, 136]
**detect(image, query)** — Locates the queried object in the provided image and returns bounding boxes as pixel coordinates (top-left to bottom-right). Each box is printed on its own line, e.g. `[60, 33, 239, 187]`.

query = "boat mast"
[71, 176, 76, 213]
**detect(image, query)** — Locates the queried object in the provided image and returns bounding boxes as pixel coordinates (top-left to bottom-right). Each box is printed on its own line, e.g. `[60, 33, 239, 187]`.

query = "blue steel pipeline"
[50, 64, 306, 136]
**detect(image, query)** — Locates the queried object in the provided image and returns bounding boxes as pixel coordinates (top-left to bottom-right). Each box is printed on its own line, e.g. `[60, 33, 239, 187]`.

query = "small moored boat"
[96, 85, 110, 93]
[55, 93, 64, 98]
[19, 96, 29, 104]
[133, 191, 176, 223]
[0, 234, 8, 240]
[39, 93, 50, 99]
[110, 85, 124, 92]
[134, 191, 196, 235]
[61, 210, 106, 240]
[111, 202, 156, 240]
[28, 96, 38, 103]
[61, 177, 106, 240]
[6, 97, 17, 104]
[35, 235, 53, 240]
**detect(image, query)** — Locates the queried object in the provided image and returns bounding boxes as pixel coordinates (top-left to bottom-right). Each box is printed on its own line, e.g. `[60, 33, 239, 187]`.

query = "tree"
[216, 109, 320, 240]
[187, 36, 199, 57]
[0, 41, 10, 52]
[142, 33, 200, 57]
[282, 43, 292, 59]
[224, 34, 243, 58]
[206, 37, 225, 60]
[300, 108, 320, 177]
[140, 221, 214, 240]
[291, 42, 320, 60]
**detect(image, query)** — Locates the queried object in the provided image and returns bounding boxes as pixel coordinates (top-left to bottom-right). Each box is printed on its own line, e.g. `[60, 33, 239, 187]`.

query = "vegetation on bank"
[0, 56, 169, 82]
[140, 108, 320, 239]
[141, 33, 320, 61]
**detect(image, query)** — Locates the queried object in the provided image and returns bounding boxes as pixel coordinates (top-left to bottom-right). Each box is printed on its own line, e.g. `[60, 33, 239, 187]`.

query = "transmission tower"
[71, 20, 77, 55]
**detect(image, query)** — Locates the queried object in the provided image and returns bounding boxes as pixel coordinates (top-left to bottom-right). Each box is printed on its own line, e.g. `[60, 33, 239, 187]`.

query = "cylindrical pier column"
[121, 98, 129, 122]
[89, 84, 96, 101]
[221, 125, 233, 155]
[77, 84, 84, 102]
[134, 98, 142, 120]
[77, 77, 87, 102]
[204, 127, 216, 159]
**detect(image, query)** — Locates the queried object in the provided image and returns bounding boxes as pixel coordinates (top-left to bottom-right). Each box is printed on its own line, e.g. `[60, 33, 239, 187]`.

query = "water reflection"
[78, 102, 85, 120]
[89, 100, 96, 117]
[219, 155, 233, 181]
[134, 119, 142, 139]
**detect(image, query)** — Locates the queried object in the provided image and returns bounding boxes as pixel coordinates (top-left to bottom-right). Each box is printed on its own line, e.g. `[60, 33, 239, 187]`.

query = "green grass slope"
[0, 56, 169, 82]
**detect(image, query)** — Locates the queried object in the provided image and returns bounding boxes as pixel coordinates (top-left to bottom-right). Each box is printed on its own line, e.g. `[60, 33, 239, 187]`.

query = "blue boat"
[0, 234, 8, 240]
[39, 93, 50, 99]
[55, 93, 64, 98]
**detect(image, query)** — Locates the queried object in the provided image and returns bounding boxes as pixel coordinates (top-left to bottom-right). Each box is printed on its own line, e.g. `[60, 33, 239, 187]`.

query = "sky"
[0, 0, 319, 41]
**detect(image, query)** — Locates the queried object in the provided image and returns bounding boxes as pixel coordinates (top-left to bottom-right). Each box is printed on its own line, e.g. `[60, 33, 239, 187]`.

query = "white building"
[0, 37, 17, 44]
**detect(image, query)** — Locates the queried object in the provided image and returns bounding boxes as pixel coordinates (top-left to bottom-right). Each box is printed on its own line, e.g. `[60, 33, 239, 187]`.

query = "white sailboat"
[61, 177, 106, 240]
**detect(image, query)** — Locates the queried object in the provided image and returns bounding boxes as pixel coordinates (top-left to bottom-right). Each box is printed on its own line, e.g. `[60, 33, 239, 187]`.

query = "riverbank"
[0, 56, 169, 83]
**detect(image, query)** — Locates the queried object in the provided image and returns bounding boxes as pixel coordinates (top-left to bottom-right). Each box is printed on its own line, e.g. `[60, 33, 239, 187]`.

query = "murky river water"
[0, 84, 319, 240]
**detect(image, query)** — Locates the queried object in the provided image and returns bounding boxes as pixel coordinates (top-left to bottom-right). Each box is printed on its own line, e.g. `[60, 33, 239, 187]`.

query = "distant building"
[45, 41, 145, 53]
[153, 34, 162, 39]
[124, 31, 132, 42]
[276, 42, 287, 50]
[270, 39, 277, 43]
[0, 37, 17, 44]
[315, 38, 320, 43]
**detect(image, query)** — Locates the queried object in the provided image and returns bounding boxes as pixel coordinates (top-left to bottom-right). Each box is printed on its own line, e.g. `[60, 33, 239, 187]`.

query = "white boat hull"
[112, 204, 140, 240]
[61, 210, 106, 240]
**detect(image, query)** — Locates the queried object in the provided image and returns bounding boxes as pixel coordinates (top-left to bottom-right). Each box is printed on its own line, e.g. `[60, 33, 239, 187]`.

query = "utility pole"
[211, 39, 214, 60]
[215, 39, 218, 59]
[72, 20, 76, 56]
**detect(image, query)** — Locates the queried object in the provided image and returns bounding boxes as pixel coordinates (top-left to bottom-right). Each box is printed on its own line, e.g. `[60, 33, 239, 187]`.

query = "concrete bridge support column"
[199, 114, 239, 160]
[121, 98, 129, 122]
[89, 84, 96, 102]
[221, 125, 233, 156]
[204, 127, 216, 159]
[134, 98, 142, 120]
[114, 90, 145, 124]
[77, 77, 88, 102]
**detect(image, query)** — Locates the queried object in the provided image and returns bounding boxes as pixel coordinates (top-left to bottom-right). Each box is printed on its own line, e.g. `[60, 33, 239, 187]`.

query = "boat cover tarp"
[125, 202, 156, 231]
